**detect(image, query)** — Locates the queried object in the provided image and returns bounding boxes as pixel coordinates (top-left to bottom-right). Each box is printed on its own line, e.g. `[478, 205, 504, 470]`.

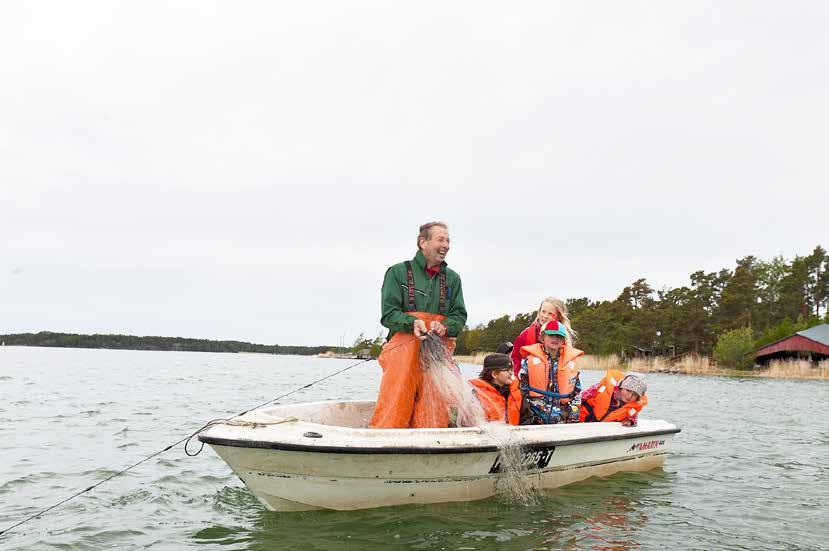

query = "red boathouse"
[754, 324, 829, 363]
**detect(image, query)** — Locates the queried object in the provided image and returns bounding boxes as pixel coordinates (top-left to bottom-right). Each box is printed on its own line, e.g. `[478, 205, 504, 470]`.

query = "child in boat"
[579, 371, 647, 427]
[518, 320, 584, 425]
[467, 353, 521, 425]
[510, 297, 576, 375]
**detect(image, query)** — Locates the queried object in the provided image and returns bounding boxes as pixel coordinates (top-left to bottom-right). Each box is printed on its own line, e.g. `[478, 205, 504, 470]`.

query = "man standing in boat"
[369, 221, 467, 428]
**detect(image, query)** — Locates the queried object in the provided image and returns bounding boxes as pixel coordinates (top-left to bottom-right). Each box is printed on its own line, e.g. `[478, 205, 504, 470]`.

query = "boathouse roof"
[796, 323, 829, 346]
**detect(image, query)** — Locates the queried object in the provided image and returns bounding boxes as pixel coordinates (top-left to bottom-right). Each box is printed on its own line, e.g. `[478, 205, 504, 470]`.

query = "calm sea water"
[1, 346, 827, 550]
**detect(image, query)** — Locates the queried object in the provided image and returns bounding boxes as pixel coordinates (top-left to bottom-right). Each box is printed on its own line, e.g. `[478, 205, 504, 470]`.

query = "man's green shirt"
[380, 250, 467, 339]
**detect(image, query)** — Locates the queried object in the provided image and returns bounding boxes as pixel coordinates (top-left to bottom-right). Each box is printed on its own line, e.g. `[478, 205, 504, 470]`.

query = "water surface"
[1, 347, 826, 550]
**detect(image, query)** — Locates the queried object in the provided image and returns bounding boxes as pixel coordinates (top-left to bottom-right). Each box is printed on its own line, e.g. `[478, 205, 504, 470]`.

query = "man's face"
[420, 226, 450, 267]
[541, 333, 564, 352]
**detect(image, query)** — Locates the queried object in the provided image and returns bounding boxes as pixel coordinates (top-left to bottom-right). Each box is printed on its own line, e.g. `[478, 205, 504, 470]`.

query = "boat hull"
[199, 400, 679, 512]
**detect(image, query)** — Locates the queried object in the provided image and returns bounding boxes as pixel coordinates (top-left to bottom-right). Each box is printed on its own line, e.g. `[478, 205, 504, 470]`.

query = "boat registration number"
[488, 446, 555, 474]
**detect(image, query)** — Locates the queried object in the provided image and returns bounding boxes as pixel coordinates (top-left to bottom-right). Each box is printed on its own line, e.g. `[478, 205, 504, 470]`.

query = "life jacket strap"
[527, 401, 560, 424]
[582, 400, 597, 422]
[527, 385, 575, 400]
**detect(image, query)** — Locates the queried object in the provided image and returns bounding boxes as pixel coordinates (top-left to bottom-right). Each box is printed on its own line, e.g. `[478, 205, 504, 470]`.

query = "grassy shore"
[454, 353, 829, 380]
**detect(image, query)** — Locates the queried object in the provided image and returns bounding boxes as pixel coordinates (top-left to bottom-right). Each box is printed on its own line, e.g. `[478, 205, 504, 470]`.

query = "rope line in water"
[0, 341, 418, 538]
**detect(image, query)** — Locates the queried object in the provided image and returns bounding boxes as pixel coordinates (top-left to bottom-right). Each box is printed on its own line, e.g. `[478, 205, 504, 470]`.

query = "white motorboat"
[199, 400, 680, 512]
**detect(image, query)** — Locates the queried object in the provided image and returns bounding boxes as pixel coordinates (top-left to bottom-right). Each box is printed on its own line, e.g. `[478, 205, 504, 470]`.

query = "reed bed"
[756, 358, 829, 380]
[453, 353, 489, 365]
[576, 354, 622, 372]
[626, 355, 719, 376]
[459, 352, 829, 380]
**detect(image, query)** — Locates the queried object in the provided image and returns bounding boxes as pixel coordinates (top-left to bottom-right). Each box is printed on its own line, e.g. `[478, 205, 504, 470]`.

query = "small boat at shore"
[199, 400, 680, 512]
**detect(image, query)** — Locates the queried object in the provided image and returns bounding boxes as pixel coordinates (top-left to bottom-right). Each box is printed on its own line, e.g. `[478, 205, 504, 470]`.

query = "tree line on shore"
[454, 245, 828, 366]
[0, 331, 345, 356]
[7, 246, 826, 366]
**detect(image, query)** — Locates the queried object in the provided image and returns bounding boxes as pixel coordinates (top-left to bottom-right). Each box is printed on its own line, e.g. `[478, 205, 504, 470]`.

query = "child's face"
[492, 368, 513, 386]
[618, 387, 640, 403]
[538, 302, 556, 324]
[542, 334, 564, 352]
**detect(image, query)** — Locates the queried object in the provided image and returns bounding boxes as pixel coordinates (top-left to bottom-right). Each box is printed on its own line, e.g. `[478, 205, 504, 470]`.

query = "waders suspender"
[403, 261, 447, 314]
[438, 271, 447, 315]
[404, 261, 416, 311]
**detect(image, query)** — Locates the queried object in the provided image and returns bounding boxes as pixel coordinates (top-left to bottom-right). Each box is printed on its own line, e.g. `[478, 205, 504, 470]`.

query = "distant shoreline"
[0, 331, 346, 357]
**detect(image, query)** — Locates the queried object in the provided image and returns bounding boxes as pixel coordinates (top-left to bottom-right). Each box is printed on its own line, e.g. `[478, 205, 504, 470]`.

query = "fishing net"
[419, 333, 540, 504]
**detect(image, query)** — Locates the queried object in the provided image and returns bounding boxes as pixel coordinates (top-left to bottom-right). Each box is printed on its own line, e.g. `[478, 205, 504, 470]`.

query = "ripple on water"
[112, 488, 154, 506]
[463, 528, 534, 543]
[212, 486, 257, 512]
[155, 457, 186, 468]
[0, 472, 60, 493]
[193, 524, 253, 546]
[78, 468, 120, 478]
[41, 528, 148, 548]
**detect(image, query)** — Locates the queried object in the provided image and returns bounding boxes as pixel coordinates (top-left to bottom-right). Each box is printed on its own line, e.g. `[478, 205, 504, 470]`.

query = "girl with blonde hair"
[509, 297, 576, 374]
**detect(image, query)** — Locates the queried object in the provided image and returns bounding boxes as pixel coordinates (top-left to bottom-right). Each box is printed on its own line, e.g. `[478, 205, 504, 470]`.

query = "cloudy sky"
[2, 2, 827, 346]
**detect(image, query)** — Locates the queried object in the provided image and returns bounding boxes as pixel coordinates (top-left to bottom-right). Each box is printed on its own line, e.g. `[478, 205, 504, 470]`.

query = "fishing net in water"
[418, 333, 540, 505]
[486, 423, 540, 506]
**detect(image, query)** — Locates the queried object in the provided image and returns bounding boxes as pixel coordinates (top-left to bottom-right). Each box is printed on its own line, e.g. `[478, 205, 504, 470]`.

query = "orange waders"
[369, 311, 457, 429]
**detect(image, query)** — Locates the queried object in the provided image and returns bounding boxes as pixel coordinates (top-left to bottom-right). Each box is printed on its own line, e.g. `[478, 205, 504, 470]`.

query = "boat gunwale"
[199, 426, 680, 454]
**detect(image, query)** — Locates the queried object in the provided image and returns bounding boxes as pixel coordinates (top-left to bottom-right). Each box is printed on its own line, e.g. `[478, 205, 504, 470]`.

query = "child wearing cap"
[579, 371, 648, 427]
[467, 353, 522, 425]
[510, 297, 576, 375]
[518, 320, 584, 425]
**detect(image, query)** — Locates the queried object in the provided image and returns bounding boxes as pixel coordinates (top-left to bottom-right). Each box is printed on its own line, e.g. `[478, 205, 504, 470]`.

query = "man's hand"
[621, 418, 637, 427]
[429, 320, 447, 337]
[413, 319, 428, 340]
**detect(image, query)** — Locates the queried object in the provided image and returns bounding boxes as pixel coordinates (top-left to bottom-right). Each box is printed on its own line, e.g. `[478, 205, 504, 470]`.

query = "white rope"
[215, 416, 299, 428]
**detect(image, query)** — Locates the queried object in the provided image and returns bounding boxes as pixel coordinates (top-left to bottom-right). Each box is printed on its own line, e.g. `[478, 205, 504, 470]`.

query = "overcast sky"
[2, 2, 827, 347]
